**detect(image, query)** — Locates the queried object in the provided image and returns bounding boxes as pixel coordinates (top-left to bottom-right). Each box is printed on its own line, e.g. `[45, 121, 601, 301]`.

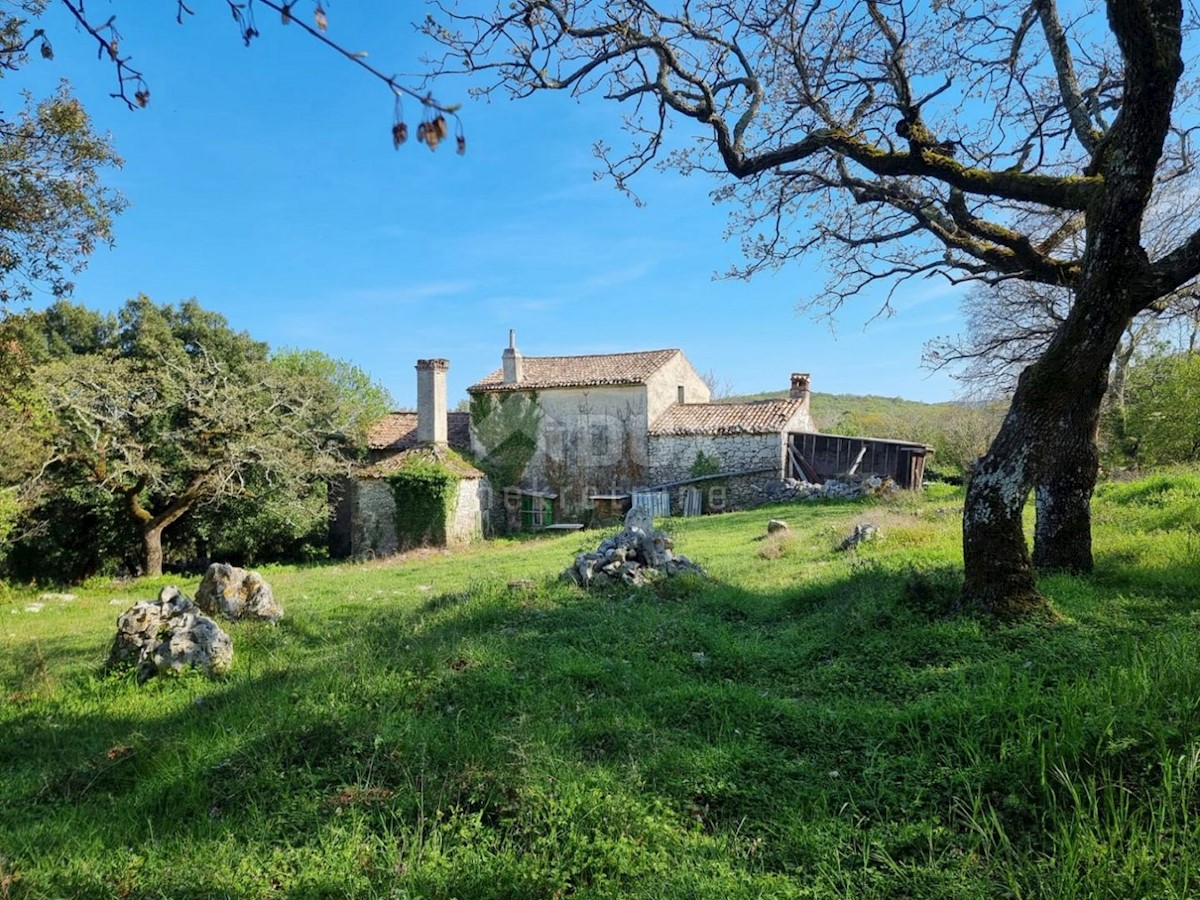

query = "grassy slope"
[2, 473, 1200, 898]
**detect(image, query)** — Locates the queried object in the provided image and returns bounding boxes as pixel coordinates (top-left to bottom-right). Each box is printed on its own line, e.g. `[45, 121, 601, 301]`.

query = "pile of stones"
[564, 506, 704, 589]
[106, 563, 282, 683]
[760, 475, 899, 503]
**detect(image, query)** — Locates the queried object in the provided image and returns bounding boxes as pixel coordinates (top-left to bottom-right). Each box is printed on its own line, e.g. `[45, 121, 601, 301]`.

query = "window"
[677, 385, 685, 403]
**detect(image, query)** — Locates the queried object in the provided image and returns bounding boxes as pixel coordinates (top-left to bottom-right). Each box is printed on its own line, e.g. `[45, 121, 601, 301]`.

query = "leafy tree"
[9, 297, 390, 577]
[427, 0, 1200, 616]
[1122, 351, 1200, 466]
[0, 13, 124, 303]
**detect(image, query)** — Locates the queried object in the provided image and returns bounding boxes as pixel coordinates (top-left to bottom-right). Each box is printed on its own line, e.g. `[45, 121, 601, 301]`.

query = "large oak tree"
[425, 0, 1200, 616]
[11, 297, 389, 577]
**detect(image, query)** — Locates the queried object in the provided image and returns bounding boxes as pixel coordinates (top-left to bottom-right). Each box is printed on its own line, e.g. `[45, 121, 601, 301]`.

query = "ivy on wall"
[386, 458, 460, 549]
[469, 390, 541, 491]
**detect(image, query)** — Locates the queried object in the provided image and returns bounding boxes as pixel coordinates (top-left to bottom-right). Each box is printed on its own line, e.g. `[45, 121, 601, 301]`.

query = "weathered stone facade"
[648, 432, 783, 485]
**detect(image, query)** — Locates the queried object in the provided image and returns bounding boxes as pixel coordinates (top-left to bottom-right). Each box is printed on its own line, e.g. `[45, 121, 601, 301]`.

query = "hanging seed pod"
[314, 4, 328, 31]
[108, 39, 119, 60]
[416, 122, 427, 145]
[456, 135, 466, 156]
[135, 89, 150, 108]
[392, 122, 408, 149]
[281, 3, 292, 24]
[40, 40, 53, 60]
[430, 115, 448, 140]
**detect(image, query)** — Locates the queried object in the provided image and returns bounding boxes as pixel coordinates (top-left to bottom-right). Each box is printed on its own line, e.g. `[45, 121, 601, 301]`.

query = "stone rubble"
[837, 523, 881, 551]
[106, 586, 233, 683]
[759, 475, 899, 504]
[767, 519, 789, 535]
[195, 563, 283, 624]
[565, 506, 704, 589]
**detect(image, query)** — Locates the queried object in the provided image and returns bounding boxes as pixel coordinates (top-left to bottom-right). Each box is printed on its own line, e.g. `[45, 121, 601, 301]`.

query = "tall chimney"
[416, 358, 450, 445]
[502, 329, 523, 384]
[790, 372, 811, 404]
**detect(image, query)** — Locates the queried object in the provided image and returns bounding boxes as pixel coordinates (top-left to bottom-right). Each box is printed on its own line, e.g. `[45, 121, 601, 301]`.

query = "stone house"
[335, 359, 491, 558]
[467, 333, 815, 521]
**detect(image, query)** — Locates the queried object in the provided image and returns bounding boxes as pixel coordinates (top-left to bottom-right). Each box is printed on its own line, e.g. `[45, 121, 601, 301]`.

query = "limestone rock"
[195, 563, 283, 623]
[107, 586, 233, 683]
[767, 519, 789, 535]
[838, 523, 881, 551]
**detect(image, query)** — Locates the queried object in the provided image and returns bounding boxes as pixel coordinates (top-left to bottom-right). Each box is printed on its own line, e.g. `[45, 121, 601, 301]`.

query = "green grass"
[3, 473, 1200, 898]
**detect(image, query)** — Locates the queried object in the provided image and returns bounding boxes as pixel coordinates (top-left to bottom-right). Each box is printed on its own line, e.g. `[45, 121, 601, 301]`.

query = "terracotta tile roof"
[649, 399, 809, 436]
[359, 444, 484, 480]
[468, 349, 682, 392]
[367, 411, 471, 451]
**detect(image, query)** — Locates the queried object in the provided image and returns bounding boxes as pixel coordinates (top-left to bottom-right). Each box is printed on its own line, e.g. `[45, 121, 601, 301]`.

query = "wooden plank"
[847, 443, 868, 476]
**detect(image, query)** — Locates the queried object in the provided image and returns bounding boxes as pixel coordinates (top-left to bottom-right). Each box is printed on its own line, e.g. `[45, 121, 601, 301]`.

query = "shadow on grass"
[3, 543, 1199, 897]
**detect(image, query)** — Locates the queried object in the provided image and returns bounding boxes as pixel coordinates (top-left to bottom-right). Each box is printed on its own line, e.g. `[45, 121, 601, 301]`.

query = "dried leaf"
[314, 4, 328, 31]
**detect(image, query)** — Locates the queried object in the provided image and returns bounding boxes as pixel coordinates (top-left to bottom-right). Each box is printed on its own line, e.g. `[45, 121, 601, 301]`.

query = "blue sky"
[12, 3, 965, 409]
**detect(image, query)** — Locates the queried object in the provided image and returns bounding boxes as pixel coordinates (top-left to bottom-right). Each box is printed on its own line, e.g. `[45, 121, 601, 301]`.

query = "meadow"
[2, 472, 1199, 898]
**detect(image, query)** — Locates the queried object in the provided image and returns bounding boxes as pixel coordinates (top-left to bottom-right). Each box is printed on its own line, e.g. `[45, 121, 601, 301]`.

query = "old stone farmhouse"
[467, 333, 816, 521]
[332, 334, 930, 556]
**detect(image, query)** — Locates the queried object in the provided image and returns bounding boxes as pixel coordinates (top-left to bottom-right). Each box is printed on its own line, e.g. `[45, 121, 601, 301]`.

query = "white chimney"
[416, 358, 449, 445]
[502, 329, 523, 384]
[790, 372, 811, 404]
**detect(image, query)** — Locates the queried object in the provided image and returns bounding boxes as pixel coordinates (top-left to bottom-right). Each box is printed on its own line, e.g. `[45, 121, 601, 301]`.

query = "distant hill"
[724, 390, 1008, 476]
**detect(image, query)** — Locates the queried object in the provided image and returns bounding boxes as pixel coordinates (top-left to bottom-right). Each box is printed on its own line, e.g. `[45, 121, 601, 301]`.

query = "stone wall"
[349, 475, 490, 558]
[493, 385, 650, 516]
[648, 433, 785, 513]
[447, 477, 489, 544]
[350, 479, 400, 558]
[648, 432, 783, 484]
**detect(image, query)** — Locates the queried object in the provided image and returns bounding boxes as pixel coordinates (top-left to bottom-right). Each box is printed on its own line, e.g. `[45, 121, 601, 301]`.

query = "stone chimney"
[416, 358, 450, 445]
[790, 373, 811, 404]
[502, 329, 523, 384]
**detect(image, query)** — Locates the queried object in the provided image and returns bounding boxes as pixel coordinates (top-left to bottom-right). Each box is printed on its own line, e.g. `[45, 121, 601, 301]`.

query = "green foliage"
[3, 482, 138, 583]
[388, 458, 461, 549]
[689, 450, 722, 478]
[1, 298, 384, 577]
[270, 348, 394, 448]
[2, 471, 1199, 896]
[1118, 351, 1200, 466]
[0, 81, 125, 304]
[469, 391, 541, 490]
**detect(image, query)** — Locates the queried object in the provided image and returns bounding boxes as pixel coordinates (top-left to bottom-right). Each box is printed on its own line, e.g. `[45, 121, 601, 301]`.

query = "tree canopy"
[1, 2, 124, 304]
[2, 297, 391, 579]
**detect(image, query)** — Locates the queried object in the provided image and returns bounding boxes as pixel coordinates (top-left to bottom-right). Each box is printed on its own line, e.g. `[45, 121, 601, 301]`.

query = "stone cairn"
[195, 562, 283, 624]
[107, 586, 233, 683]
[565, 506, 704, 589]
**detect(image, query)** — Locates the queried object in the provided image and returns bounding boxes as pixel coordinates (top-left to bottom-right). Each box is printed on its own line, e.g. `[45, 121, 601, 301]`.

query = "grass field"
[2, 472, 1199, 898]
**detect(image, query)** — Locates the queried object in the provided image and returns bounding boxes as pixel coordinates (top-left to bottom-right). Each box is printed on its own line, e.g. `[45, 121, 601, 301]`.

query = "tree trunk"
[962, 297, 1131, 618]
[142, 524, 166, 577]
[1033, 405, 1102, 574]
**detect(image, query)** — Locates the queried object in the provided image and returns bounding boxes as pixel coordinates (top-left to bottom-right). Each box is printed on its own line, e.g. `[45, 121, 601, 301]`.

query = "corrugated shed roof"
[468, 349, 681, 392]
[358, 444, 484, 480]
[650, 399, 809, 436]
[367, 411, 472, 451]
